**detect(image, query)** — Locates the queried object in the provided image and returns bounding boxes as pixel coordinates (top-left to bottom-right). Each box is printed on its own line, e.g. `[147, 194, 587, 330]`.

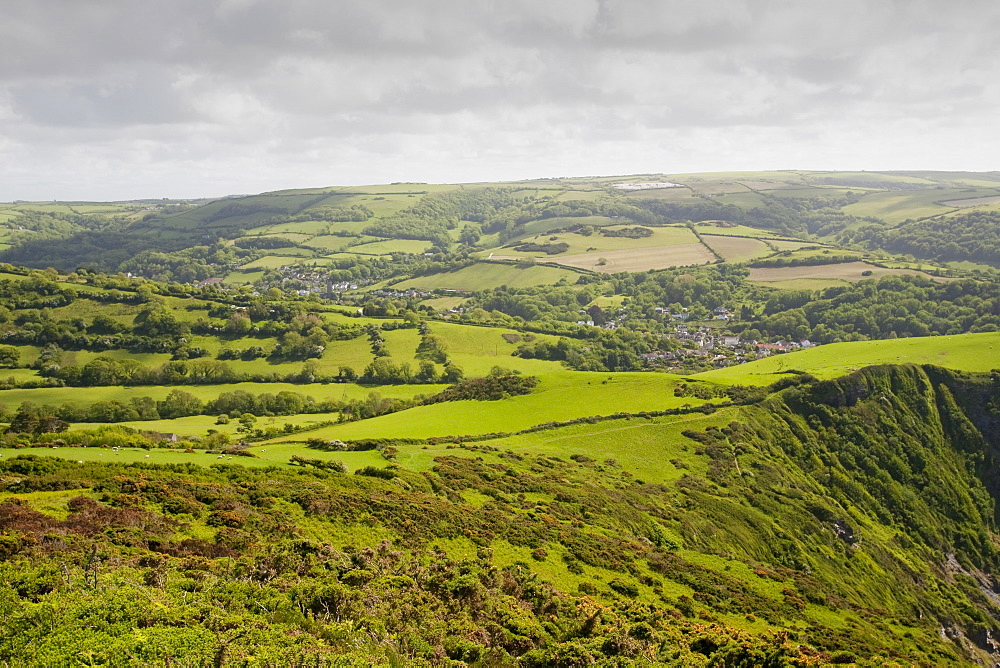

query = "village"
[193, 264, 816, 375]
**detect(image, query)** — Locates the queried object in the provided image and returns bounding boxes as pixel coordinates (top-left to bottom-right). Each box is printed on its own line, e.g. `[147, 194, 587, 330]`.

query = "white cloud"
[1, 0, 998, 200]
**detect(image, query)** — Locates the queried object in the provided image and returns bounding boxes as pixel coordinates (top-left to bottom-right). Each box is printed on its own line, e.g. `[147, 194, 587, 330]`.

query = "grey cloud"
[1, 0, 999, 200]
[9, 73, 199, 127]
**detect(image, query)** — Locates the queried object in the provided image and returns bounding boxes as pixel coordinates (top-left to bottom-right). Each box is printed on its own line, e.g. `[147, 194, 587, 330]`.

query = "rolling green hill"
[2, 171, 1000, 664]
[4, 171, 1000, 290]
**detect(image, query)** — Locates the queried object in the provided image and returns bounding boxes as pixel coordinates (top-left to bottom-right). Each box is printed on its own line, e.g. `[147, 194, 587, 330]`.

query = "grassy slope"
[692, 332, 1000, 386]
[4, 363, 995, 664]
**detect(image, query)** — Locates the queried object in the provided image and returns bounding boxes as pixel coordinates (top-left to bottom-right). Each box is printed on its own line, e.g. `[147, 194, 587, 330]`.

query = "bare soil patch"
[548, 243, 716, 273]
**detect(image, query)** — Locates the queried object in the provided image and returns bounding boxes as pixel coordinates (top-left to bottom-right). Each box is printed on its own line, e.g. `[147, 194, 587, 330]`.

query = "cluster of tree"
[636, 194, 874, 238]
[0, 276, 77, 311]
[415, 330, 448, 363]
[254, 204, 375, 225]
[117, 242, 255, 283]
[472, 284, 595, 322]
[340, 391, 421, 421]
[599, 226, 653, 238]
[1, 388, 341, 429]
[42, 357, 244, 387]
[233, 236, 298, 250]
[739, 275, 1000, 342]
[463, 264, 999, 352]
[359, 357, 463, 384]
[749, 252, 862, 268]
[842, 210, 1000, 266]
[217, 345, 267, 361]
[0, 210, 100, 244]
[362, 216, 453, 247]
[511, 241, 569, 254]
[514, 328, 670, 372]
[423, 367, 537, 403]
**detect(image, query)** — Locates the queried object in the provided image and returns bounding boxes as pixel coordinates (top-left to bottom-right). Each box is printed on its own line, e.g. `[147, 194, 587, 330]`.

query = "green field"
[346, 238, 433, 255]
[692, 332, 1000, 386]
[419, 296, 467, 311]
[429, 321, 565, 376]
[299, 235, 356, 251]
[442, 409, 735, 484]
[712, 192, 769, 208]
[269, 370, 703, 442]
[486, 225, 699, 259]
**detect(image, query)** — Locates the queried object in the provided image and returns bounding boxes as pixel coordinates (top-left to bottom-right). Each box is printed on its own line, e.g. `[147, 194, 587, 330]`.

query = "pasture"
[767, 187, 868, 198]
[419, 296, 467, 311]
[0, 445, 329, 469]
[488, 225, 700, 259]
[75, 410, 348, 440]
[840, 189, 973, 224]
[222, 265, 266, 285]
[347, 239, 433, 255]
[300, 235, 357, 252]
[0, 406, 733, 484]
[465, 409, 735, 485]
[701, 235, 773, 263]
[268, 370, 703, 442]
[254, 219, 331, 235]
[516, 215, 621, 237]
[939, 194, 1000, 208]
[428, 321, 565, 376]
[713, 192, 770, 208]
[692, 223, 783, 238]
[390, 262, 581, 290]
[747, 261, 945, 284]
[812, 172, 939, 187]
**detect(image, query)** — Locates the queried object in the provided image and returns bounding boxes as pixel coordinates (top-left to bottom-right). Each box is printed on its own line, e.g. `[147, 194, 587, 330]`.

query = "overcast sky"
[2, 0, 998, 201]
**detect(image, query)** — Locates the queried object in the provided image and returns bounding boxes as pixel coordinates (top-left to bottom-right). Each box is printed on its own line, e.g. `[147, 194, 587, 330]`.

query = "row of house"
[370, 288, 431, 300]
